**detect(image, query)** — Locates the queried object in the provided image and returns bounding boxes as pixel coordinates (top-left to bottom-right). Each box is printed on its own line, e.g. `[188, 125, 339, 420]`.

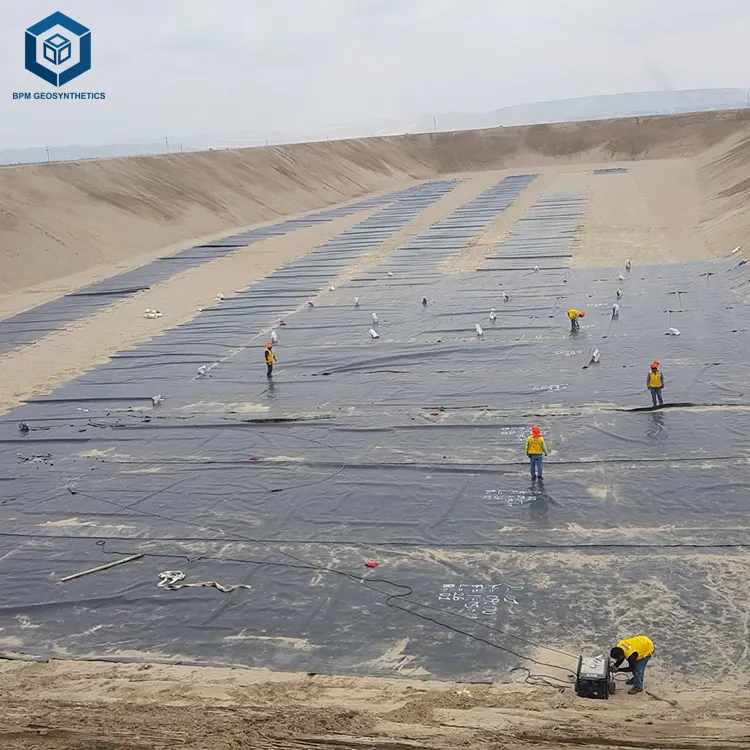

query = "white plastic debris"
[590, 349, 600, 363]
[731, 246, 741, 254]
[307, 300, 315, 308]
[329, 285, 336, 291]
[372, 312, 379, 324]
[617, 273, 626, 281]
[215, 293, 224, 301]
[612, 303, 620, 316]
[475, 323, 484, 336]
[369, 329, 379, 339]
[387, 271, 394, 277]
[152, 394, 163, 405]
[197, 365, 207, 376]
[533, 264, 540, 272]
[667, 327, 681, 336]
[354, 296, 360, 307]
[270, 330, 278, 343]
[489, 309, 497, 322]
[502, 292, 509, 302]
[143, 308, 163, 319]
[616, 289, 622, 299]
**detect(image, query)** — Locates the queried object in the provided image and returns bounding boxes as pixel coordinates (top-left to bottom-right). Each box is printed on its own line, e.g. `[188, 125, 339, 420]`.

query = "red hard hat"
[531, 425, 541, 435]
[266, 342, 273, 348]
[651, 361, 659, 369]
[579, 310, 585, 317]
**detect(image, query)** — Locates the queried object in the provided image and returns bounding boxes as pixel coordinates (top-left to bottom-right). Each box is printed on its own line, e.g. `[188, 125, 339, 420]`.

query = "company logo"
[25, 12, 91, 87]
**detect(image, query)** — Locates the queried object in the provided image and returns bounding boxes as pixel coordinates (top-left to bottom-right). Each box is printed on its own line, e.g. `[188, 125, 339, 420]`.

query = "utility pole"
[45, 147, 50, 162]
[165, 136, 170, 154]
[180, 143, 184, 153]
[433, 115, 437, 132]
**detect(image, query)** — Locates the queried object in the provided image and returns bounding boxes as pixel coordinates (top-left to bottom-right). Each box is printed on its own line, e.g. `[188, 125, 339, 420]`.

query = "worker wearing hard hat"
[567, 308, 585, 333]
[610, 635, 654, 694]
[264, 342, 277, 378]
[525, 425, 548, 482]
[646, 361, 665, 407]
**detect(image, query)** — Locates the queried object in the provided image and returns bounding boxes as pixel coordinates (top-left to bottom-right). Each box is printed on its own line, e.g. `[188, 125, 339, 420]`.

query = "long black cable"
[12, 419, 581, 684]
[93, 537, 578, 669]
[67, 485, 578, 682]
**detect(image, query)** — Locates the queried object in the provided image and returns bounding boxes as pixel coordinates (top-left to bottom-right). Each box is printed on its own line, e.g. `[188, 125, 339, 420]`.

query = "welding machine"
[575, 654, 614, 699]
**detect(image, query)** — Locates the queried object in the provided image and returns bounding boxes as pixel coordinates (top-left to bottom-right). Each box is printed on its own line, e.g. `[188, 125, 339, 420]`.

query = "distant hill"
[185, 88, 750, 147]
[2, 88, 748, 165]
[392, 88, 750, 134]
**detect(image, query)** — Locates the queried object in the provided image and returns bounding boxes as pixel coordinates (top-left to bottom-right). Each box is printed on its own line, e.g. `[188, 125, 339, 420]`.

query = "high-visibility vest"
[526, 435, 546, 455]
[649, 371, 662, 388]
[617, 635, 654, 661]
[265, 349, 274, 363]
[568, 309, 580, 320]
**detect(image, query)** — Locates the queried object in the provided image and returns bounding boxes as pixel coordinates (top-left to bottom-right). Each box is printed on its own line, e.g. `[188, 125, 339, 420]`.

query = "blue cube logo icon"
[43, 33, 72, 65]
[25, 12, 91, 87]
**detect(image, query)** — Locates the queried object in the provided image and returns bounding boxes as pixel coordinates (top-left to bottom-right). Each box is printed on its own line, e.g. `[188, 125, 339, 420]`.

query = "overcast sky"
[1, 0, 749, 148]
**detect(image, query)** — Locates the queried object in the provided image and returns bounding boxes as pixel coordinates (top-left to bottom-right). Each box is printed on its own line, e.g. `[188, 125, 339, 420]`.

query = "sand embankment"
[2, 109, 749, 297]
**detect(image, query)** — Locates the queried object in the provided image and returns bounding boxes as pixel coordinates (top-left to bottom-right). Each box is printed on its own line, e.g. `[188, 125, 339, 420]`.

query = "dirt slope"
[1, 109, 749, 297]
[1, 660, 749, 750]
[698, 130, 750, 254]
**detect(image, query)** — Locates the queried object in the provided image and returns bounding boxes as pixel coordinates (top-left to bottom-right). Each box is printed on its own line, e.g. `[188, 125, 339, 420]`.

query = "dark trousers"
[266, 363, 273, 378]
[570, 319, 579, 332]
[650, 388, 663, 407]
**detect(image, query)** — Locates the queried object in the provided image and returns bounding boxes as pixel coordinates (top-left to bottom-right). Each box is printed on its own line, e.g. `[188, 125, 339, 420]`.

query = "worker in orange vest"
[525, 425, 548, 481]
[646, 361, 665, 407]
[610, 635, 654, 694]
[264, 342, 277, 378]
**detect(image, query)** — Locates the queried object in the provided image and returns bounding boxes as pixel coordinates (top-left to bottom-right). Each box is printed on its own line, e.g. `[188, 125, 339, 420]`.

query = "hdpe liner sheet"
[593, 167, 629, 175]
[1, 181, 750, 681]
[0, 183, 437, 356]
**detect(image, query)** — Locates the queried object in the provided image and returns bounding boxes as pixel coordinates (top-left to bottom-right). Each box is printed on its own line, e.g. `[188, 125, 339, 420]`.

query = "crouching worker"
[610, 635, 654, 694]
[568, 308, 585, 332]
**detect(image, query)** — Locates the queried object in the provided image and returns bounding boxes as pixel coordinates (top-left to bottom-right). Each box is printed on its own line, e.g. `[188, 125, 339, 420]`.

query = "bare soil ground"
[565, 158, 711, 268]
[2, 660, 749, 750]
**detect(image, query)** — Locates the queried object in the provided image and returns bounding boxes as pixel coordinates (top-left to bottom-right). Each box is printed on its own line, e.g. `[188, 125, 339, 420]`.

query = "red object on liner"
[365, 561, 379, 568]
[249, 456, 260, 461]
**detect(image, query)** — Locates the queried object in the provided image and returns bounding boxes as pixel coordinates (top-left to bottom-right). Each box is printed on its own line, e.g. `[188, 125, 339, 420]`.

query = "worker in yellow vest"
[264, 342, 277, 379]
[567, 308, 585, 333]
[610, 634, 654, 694]
[525, 425, 548, 482]
[646, 361, 665, 407]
